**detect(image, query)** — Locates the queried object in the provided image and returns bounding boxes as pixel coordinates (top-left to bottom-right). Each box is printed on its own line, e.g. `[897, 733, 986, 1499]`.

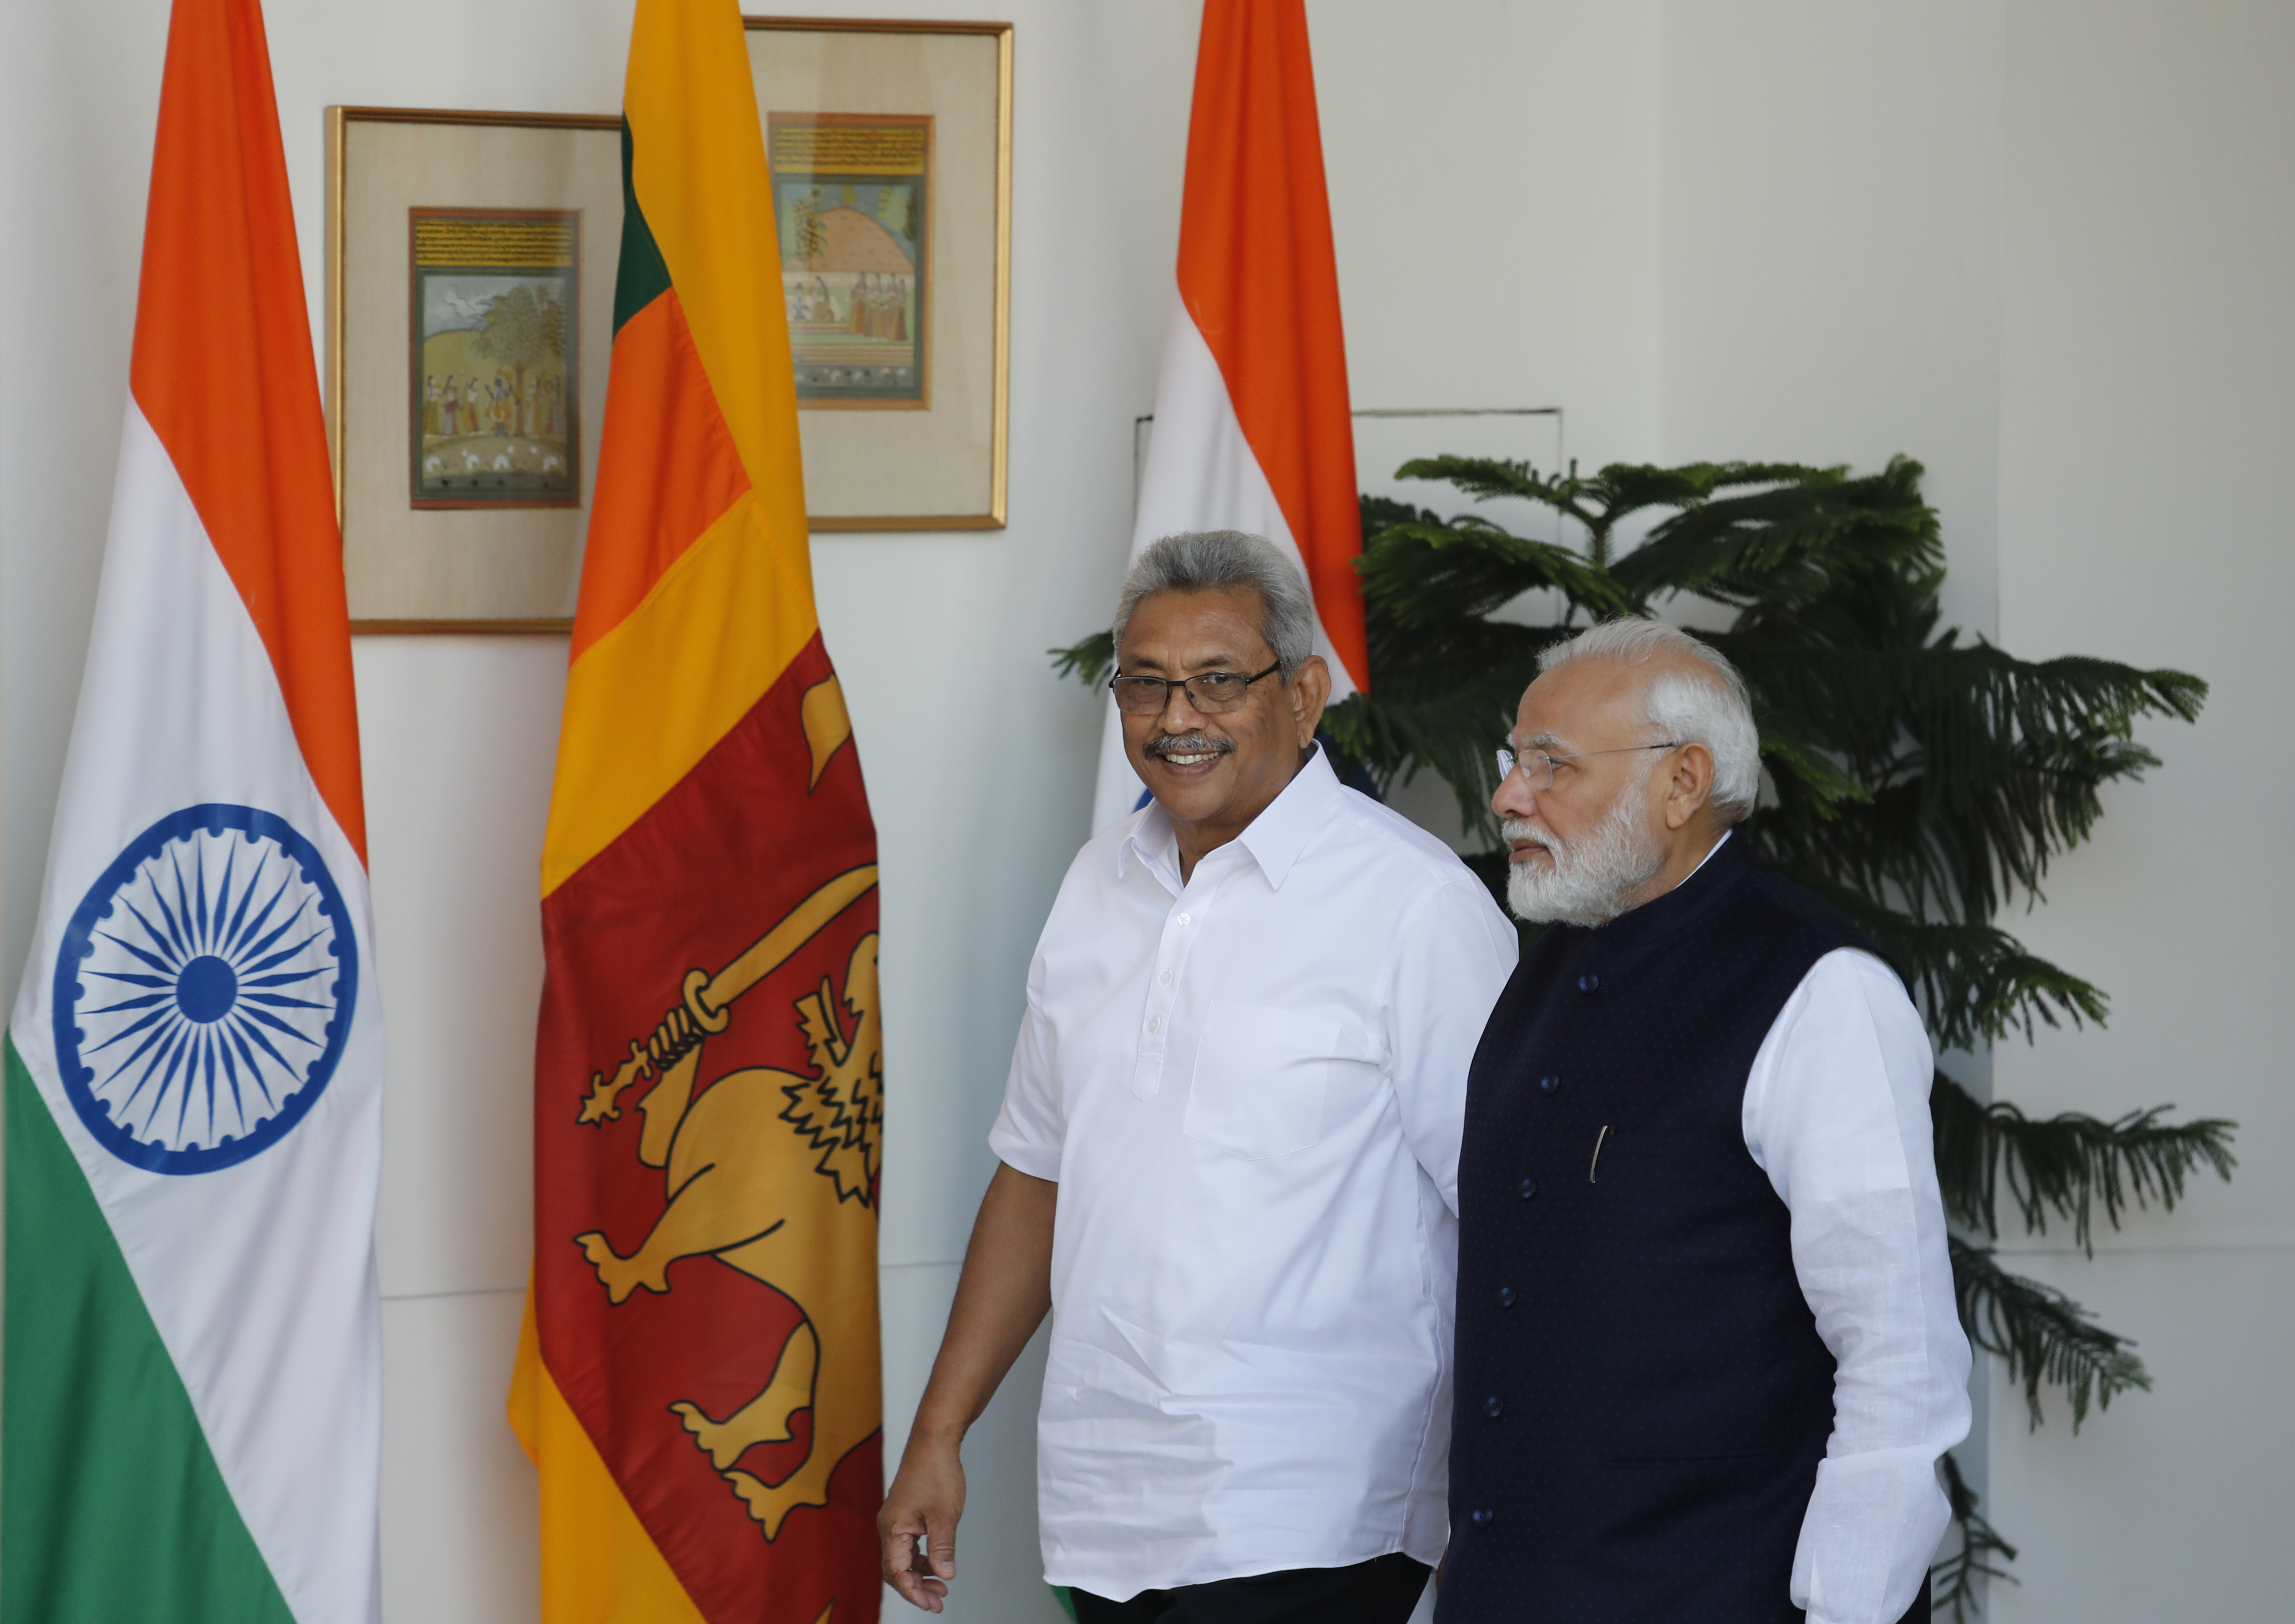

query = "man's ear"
[1662, 742, 1717, 831]
[1287, 654, 1332, 745]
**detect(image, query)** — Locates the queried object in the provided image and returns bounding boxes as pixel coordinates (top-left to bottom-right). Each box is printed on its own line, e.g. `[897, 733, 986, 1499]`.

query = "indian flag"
[1, 3, 384, 1623]
[1091, 0, 1371, 828]
[508, 4, 884, 1622]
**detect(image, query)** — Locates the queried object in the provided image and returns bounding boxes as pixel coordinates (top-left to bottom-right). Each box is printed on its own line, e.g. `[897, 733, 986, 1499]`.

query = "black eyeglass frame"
[1108, 660, 1285, 715]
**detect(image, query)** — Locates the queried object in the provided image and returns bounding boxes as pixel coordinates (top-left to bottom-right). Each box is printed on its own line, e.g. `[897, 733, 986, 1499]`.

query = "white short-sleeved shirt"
[991, 748, 1517, 1601]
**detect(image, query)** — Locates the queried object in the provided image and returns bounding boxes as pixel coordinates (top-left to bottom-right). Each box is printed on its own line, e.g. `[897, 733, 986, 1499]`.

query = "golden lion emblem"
[568, 679, 882, 1543]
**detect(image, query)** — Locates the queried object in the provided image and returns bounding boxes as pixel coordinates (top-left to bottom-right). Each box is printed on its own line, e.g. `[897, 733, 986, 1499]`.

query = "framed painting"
[327, 107, 621, 629]
[409, 208, 582, 508]
[746, 16, 1013, 529]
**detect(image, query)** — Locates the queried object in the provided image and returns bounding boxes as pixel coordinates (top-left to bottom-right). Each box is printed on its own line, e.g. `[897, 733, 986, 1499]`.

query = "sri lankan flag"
[507, 4, 884, 1622]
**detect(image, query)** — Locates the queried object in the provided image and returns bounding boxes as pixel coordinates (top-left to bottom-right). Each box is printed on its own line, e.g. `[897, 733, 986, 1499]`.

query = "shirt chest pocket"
[1182, 1002, 1346, 1161]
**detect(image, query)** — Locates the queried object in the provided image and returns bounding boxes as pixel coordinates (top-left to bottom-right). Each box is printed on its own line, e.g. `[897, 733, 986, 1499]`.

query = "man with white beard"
[1440, 620, 1970, 1624]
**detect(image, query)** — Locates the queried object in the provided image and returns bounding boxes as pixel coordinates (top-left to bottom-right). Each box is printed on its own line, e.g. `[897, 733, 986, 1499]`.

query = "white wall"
[1658, 0, 2006, 641]
[1983, 1, 2295, 1615]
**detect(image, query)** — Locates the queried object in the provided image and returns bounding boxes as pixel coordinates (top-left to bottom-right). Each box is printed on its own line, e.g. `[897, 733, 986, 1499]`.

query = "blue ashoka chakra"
[52, 804, 357, 1175]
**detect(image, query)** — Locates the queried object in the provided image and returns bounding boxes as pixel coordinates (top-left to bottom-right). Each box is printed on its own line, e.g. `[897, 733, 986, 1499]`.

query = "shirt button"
[1177, 912, 1191, 926]
[1497, 1286, 1517, 1308]
[1160, 970, 1171, 984]
[1469, 1508, 1494, 1528]
[1484, 1396, 1504, 1418]
[1578, 972, 1600, 992]
[1538, 1073, 1560, 1093]
[1517, 1177, 1538, 1200]
[1147, 1017, 1160, 1033]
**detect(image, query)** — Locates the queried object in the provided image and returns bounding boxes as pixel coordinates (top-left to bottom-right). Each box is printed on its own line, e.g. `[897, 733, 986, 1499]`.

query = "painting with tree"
[768, 114, 929, 407]
[408, 208, 580, 506]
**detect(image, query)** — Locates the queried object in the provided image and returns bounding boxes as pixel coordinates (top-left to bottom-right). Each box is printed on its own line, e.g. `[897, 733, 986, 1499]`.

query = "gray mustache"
[1501, 818, 1557, 852]
[1145, 733, 1236, 759]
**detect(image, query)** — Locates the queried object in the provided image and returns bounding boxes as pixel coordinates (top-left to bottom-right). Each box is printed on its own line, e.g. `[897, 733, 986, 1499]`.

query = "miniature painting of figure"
[410, 209, 579, 506]
[768, 114, 929, 407]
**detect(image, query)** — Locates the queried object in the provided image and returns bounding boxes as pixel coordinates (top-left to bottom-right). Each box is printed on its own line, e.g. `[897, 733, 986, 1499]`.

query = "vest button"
[1483, 1395, 1504, 1418]
[1497, 1285, 1517, 1308]
[1578, 972, 1601, 992]
[1517, 1177, 1537, 1200]
[1538, 1073, 1560, 1093]
[1469, 1508, 1494, 1528]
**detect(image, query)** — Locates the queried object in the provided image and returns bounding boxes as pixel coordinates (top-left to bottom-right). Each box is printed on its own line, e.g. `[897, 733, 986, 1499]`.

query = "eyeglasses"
[1496, 740, 1682, 792]
[1110, 661, 1283, 715]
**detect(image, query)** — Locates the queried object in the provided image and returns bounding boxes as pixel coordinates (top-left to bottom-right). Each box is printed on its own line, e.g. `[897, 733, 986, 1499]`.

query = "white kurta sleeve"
[1386, 873, 1518, 1214]
[987, 951, 1065, 1182]
[1741, 948, 1973, 1624]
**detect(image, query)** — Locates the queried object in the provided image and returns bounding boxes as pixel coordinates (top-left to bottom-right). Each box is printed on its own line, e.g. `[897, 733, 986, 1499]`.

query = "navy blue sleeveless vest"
[1437, 834, 1878, 1624]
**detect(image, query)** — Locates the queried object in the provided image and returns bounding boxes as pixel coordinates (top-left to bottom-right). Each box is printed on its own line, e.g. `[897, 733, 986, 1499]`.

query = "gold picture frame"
[325, 24, 1009, 628]
[327, 107, 621, 631]
[746, 16, 1013, 531]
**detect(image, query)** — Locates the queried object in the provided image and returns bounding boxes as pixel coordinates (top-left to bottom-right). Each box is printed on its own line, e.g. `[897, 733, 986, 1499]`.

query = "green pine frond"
[1324, 654, 1536, 841]
[1732, 635, 2206, 921]
[1390, 453, 1582, 508]
[1050, 630, 1116, 690]
[1932, 1451, 2018, 1621]
[1768, 735, 2176, 927]
[1611, 456, 1941, 607]
[1582, 459, 1844, 512]
[1754, 725, 1871, 818]
[1932, 1078, 2238, 1251]
[1951, 1237, 2149, 1428]
[1340, 603, 1565, 836]
[1357, 515, 1635, 626]
[1764, 872, 2107, 1048]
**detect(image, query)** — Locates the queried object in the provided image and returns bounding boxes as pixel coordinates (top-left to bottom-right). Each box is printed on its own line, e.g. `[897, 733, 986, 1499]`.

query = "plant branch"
[1050, 630, 1116, 690]
[1931, 1450, 2017, 1623]
[1932, 1079, 2237, 1251]
[1951, 1237, 2149, 1428]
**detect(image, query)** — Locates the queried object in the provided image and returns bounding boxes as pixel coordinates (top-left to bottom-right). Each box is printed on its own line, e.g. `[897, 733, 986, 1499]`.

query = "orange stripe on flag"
[571, 291, 753, 662]
[1176, 0, 1368, 692]
[128, 0, 367, 859]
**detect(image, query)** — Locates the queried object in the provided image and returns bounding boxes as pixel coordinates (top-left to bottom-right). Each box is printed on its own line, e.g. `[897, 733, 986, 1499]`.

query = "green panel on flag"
[2, 1038, 296, 1624]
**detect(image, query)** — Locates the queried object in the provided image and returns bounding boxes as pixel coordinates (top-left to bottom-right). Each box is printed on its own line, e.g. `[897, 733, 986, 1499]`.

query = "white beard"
[1502, 795, 1667, 926]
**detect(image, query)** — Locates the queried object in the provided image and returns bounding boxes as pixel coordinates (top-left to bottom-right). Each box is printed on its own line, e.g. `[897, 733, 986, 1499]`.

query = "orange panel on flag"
[1177, 0, 1368, 692]
[128, 0, 365, 857]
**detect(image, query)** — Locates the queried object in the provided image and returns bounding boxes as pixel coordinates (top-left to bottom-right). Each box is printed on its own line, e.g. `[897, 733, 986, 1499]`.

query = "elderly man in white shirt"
[1439, 619, 1970, 1624]
[879, 531, 1516, 1622]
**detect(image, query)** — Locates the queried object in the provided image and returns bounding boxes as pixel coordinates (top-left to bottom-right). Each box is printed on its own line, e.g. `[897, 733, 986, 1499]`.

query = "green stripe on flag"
[613, 117, 675, 334]
[3, 1036, 296, 1624]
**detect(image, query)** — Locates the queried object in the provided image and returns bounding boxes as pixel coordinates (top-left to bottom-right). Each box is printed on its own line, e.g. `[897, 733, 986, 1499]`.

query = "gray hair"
[1538, 619, 1762, 825]
[1112, 531, 1315, 678]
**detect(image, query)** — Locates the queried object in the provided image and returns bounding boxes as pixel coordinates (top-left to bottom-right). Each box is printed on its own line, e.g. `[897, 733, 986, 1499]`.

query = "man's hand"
[872, 1164, 1055, 1611]
[880, 1433, 966, 1611]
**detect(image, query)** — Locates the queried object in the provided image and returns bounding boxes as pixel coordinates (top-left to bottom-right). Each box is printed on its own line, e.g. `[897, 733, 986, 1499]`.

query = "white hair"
[1502, 801, 1667, 925]
[1537, 619, 1761, 826]
[1113, 531, 1315, 678]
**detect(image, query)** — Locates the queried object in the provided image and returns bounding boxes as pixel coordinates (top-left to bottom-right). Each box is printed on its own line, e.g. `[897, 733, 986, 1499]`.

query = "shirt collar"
[1115, 744, 1342, 893]
[1685, 826, 1731, 878]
